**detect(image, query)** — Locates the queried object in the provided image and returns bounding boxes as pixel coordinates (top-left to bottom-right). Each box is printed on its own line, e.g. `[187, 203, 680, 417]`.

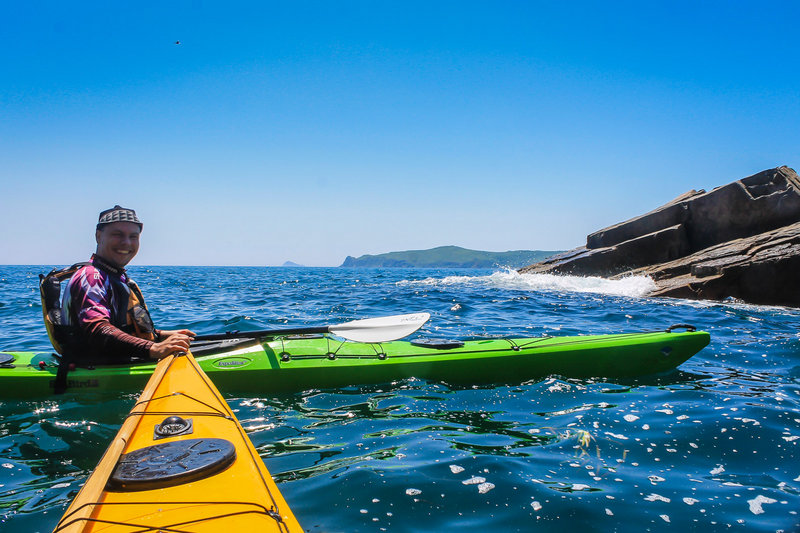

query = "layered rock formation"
[519, 166, 800, 307]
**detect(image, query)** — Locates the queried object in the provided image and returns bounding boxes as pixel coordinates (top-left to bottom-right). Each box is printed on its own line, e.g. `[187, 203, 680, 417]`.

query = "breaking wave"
[397, 270, 656, 298]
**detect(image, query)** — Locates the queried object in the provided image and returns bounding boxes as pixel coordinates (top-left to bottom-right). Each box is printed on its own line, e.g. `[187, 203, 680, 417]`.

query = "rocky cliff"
[519, 166, 800, 307]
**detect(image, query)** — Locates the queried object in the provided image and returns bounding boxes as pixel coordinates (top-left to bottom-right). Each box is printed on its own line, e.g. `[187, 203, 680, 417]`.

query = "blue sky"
[2, 1, 797, 266]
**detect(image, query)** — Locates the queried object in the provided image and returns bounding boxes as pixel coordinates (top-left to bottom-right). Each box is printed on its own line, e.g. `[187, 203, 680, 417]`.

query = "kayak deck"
[0, 328, 711, 398]
[227, 329, 710, 392]
[54, 351, 302, 532]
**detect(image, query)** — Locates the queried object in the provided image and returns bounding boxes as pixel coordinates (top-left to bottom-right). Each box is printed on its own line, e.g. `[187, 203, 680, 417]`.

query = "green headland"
[340, 246, 560, 269]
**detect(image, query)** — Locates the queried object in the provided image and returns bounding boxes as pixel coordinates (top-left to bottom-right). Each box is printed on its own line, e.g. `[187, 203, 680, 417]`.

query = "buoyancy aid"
[124, 278, 157, 340]
[39, 258, 157, 392]
[39, 262, 89, 357]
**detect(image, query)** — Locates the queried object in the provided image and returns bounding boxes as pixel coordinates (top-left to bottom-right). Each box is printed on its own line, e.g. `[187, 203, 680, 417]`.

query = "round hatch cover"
[0, 353, 14, 365]
[109, 438, 236, 491]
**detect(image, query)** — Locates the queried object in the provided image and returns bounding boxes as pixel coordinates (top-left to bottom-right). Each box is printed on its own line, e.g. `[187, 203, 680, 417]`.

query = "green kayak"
[0, 325, 709, 399]
[0, 326, 710, 398]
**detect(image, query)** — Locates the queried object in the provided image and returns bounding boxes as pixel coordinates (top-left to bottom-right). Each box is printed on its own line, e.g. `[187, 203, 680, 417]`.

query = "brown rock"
[627, 222, 800, 306]
[519, 166, 800, 306]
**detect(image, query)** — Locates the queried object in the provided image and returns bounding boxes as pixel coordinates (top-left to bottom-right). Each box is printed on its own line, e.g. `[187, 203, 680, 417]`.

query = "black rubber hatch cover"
[108, 438, 236, 491]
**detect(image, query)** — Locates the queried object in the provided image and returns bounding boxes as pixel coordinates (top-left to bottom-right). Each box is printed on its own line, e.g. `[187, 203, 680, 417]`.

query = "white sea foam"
[747, 494, 776, 515]
[477, 482, 495, 494]
[398, 270, 656, 298]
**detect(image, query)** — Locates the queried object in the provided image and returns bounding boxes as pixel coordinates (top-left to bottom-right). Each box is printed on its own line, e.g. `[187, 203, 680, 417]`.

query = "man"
[62, 205, 194, 362]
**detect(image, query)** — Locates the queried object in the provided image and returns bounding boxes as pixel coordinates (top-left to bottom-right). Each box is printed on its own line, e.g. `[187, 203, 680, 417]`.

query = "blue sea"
[1, 265, 798, 532]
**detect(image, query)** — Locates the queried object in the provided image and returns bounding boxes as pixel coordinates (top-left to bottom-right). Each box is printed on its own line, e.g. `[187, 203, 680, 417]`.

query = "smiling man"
[62, 205, 195, 363]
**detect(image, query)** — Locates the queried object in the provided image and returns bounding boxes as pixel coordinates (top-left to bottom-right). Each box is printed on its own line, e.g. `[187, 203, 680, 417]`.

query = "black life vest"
[39, 262, 89, 357]
[39, 260, 157, 393]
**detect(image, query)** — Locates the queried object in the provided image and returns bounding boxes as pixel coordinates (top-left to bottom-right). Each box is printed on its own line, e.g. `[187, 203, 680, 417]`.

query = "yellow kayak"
[53, 351, 302, 532]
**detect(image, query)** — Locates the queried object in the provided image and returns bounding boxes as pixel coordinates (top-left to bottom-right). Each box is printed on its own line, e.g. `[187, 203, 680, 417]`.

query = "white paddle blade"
[330, 312, 431, 343]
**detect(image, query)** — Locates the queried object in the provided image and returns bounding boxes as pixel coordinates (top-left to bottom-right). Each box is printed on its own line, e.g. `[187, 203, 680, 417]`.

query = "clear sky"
[1, 1, 798, 266]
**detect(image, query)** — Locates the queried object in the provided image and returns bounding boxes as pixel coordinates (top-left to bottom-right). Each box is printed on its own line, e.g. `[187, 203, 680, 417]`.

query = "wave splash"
[398, 270, 656, 298]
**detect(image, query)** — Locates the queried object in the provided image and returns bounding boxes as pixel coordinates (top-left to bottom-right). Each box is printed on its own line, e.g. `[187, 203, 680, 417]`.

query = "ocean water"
[0, 265, 798, 532]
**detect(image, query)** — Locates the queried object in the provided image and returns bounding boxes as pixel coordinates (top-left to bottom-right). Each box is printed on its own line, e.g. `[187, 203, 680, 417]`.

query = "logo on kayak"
[213, 357, 252, 369]
[48, 378, 100, 389]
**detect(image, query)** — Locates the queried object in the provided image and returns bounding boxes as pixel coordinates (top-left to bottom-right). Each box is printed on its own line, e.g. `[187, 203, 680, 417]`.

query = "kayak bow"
[53, 351, 302, 532]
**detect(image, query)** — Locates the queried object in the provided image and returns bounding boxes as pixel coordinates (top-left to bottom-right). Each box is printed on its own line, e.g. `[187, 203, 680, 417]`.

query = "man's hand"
[149, 330, 196, 359]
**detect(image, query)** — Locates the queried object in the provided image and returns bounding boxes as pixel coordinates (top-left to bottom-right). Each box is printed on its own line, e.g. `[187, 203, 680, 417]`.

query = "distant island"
[281, 261, 304, 267]
[340, 246, 561, 269]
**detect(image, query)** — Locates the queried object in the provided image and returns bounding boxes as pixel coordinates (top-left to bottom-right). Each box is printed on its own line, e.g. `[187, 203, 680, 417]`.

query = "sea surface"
[0, 265, 798, 532]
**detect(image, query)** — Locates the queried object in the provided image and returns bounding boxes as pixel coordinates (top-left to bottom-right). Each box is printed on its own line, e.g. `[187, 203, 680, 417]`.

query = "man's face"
[95, 221, 141, 267]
